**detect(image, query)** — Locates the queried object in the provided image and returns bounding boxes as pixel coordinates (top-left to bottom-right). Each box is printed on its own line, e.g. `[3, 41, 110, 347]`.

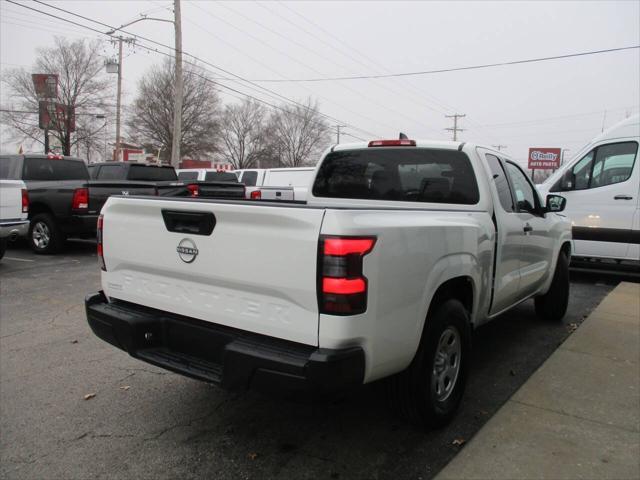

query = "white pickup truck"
[86, 139, 571, 427]
[0, 179, 29, 259]
[237, 167, 315, 201]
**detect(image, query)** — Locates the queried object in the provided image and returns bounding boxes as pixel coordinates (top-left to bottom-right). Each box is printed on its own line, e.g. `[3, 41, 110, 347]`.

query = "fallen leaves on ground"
[84, 393, 96, 400]
[247, 452, 258, 460]
[567, 323, 578, 332]
[452, 438, 466, 446]
[119, 386, 130, 391]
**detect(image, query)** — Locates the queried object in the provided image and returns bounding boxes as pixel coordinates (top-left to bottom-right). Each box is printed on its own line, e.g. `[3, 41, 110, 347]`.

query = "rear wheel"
[535, 251, 570, 321]
[29, 213, 65, 254]
[388, 299, 471, 429]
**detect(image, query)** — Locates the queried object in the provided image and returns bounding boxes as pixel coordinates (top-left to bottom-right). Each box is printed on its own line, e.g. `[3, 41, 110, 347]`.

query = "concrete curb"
[435, 281, 640, 480]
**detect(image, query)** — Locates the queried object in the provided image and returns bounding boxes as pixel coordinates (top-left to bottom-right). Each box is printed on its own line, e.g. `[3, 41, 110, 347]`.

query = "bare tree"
[268, 98, 331, 167]
[218, 99, 272, 169]
[127, 60, 220, 164]
[1, 37, 111, 156]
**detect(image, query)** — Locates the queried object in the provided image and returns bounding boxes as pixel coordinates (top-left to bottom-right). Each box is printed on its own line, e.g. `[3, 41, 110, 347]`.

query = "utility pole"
[601, 109, 607, 133]
[492, 144, 507, 151]
[170, 0, 183, 168]
[334, 124, 346, 143]
[115, 37, 123, 161]
[107, 15, 173, 162]
[445, 113, 466, 141]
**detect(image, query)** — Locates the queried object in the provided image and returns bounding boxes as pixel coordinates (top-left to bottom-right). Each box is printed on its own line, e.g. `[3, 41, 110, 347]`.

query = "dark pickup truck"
[0, 155, 191, 254]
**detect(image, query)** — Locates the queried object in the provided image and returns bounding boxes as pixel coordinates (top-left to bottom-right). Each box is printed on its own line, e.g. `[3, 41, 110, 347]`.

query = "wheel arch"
[28, 202, 54, 220]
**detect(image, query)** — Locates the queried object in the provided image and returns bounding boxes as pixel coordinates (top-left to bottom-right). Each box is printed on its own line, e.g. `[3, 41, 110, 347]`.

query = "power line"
[236, 45, 640, 82]
[22, 0, 381, 139]
[186, 2, 425, 136]
[174, 8, 387, 137]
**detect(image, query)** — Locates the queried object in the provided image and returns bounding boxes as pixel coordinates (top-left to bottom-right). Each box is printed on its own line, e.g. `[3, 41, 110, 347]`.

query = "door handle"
[614, 194, 633, 200]
[523, 223, 533, 233]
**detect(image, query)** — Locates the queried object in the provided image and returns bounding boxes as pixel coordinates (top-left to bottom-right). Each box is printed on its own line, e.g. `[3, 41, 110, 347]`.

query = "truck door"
[483, 153, 524, 314]
[503, 161, 554, 297]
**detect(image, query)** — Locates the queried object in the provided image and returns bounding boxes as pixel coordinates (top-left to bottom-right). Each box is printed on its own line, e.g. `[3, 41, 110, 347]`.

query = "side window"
[485, 154, 514, 212]
[590, 142, 637, 188]
[241, 171, 258, 186]
[505, 162, 537, 213]
[571, 151, 594, 190]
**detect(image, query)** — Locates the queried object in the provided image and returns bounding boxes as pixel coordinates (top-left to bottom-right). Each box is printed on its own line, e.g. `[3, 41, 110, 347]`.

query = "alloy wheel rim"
[431, 326, 462, 402]
[32, 222, 50, 249]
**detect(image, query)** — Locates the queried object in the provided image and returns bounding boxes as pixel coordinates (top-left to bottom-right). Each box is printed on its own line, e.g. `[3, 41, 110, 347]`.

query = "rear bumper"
[0, 220, 28, 239]
[85, 291, 365, 393]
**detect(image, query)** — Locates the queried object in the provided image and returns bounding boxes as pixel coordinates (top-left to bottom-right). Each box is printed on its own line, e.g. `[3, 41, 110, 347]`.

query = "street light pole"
[114, 37, 123, 161]
[170, 0, 183, 168]
[107, 9, 182, 167]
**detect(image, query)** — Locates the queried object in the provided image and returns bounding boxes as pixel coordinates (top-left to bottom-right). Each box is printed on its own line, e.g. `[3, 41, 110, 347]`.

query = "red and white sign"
[38, 101, 75, 132]
[32, 74, 58, 99]
[528, 147, 561, 169]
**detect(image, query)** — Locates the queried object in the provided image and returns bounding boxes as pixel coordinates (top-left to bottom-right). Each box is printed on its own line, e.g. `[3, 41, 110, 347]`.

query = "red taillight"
[323, 238, 375, 256]
[21, 188, 29, 213]
[250, 190, 261, 200]
[97, 214, 106, 271]
[322, 277, 366, 295]
[187, 184, 199, 197]
[368, 139, 416, 147]
[319, 235, 376, 315]
[71, 188, 89, 211]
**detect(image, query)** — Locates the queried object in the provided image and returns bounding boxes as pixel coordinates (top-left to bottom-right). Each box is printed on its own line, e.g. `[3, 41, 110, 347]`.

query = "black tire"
[388, 299, 472, 429]
[534, 251, 570, 321]
[0, 238, 6, 260]
[28, 213, 65, 254]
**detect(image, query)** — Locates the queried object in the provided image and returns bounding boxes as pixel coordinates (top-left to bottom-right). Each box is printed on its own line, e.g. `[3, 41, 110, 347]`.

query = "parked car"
[540, 115, 639, 265]
[0, 155, 183, 254]
[0, 179, 29, 260]
[85, 138, 571, 428]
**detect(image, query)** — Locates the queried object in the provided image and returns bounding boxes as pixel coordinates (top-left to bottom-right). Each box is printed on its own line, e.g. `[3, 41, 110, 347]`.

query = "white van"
[541, 115, 639, 263]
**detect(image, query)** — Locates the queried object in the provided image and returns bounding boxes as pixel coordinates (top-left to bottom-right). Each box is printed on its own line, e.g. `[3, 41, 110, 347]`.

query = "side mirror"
[560, 170, 574, 191]
[546, 194, 566, 213]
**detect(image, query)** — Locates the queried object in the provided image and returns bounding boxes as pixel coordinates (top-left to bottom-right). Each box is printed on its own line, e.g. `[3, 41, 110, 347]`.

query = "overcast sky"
[1, 0, 639, 165]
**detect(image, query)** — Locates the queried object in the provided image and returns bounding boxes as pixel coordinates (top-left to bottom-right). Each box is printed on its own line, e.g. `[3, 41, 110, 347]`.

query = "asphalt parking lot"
[0, 241, 626, 480]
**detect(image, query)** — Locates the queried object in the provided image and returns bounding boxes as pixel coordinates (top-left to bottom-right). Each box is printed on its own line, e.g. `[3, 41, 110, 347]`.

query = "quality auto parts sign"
[528, 147, 561, 169]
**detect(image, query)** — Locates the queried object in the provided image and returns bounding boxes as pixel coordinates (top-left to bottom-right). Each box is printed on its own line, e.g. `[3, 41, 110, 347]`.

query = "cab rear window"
[128, 165, 177, 181]
[22, 158, 89, 181]
[204, 171, 237, 182]
[312, 148, 479, 204]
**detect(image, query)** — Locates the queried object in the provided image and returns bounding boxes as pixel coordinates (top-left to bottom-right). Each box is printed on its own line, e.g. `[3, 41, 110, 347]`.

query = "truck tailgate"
[101, 197, 325, 346]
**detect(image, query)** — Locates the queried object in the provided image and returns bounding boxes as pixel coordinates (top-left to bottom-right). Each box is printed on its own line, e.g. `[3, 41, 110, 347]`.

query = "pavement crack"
[144, 398, 230, 442]
[0, 330, 26, 339]
[509, 399, 640, 433]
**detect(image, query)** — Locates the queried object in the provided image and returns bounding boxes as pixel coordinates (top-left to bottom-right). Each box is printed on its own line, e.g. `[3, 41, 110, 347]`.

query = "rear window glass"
[313, 148, 479, 204]
[96, 165, 124, 180]
[178, 171, 199, 181]
[240, 171, 258, 186]
[204, 171, 238, 182]
[22, 158, 89, 181]
[0, 156, 21, 179]
[128, 165, 177, 181]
